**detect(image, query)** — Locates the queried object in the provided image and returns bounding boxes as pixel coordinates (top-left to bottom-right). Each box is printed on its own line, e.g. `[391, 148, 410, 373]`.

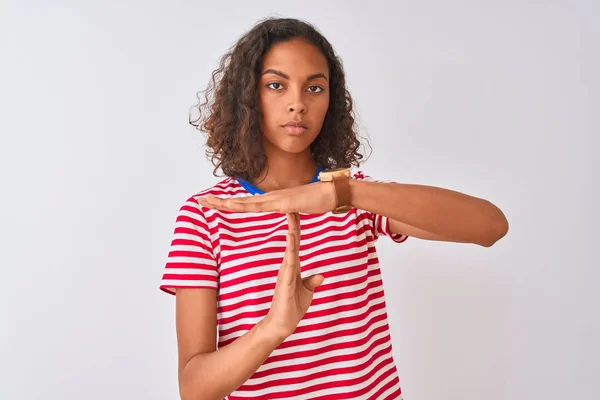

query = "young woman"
[160, 17, 508, 400]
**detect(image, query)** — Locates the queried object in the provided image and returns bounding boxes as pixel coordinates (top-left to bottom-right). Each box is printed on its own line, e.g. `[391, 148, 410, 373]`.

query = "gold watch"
[318, 168, 352, 214]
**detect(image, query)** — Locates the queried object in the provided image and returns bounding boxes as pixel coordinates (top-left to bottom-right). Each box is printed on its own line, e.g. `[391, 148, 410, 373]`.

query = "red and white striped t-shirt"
[160, 169, 408, 399]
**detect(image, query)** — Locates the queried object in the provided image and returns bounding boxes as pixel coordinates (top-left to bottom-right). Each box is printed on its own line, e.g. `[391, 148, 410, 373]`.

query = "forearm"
[349, 179, 508, 246]
[179, 319, 284, 400]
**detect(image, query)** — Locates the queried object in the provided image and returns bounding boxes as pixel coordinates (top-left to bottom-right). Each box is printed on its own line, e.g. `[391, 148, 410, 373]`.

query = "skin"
[253, 37, 329, 192]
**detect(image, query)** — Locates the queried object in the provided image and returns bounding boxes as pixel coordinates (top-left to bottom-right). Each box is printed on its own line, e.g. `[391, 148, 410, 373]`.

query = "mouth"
[283, 125, 308, 135]
[282, 121, 308, 136]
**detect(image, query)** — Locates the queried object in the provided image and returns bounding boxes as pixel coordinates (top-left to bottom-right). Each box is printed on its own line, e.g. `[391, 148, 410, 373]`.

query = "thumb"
[302, 274, 324, 292]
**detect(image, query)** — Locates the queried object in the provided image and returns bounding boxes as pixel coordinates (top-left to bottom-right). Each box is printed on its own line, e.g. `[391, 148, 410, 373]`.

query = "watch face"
[324, 168, 351, 175]
[319, 168, 350, 181]
[328, 167, 350, 173]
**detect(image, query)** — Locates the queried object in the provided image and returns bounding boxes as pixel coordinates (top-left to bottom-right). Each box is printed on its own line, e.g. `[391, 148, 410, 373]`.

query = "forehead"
[261, 38, 329, 77]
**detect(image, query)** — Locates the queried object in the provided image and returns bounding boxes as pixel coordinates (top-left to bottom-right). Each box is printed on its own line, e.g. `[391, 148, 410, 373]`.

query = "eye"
[267, 82, 284, 90]
[307, 85, 324, 93]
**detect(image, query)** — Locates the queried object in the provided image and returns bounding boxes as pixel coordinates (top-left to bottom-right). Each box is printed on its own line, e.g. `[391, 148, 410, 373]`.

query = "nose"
[288, 104, 305, 113]
[287, 90, 306, 113]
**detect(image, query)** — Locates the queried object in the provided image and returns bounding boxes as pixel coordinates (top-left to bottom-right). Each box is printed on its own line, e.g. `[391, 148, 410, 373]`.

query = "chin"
[264, 132, 317, 155]
[278, 141, 312, 154]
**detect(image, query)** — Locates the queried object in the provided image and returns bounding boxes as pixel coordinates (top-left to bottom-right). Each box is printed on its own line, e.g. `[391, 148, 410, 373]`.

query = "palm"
[197, 182, 336, 214]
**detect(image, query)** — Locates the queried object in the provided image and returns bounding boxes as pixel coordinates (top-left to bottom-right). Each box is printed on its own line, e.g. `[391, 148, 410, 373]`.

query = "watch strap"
[332, 173, 352, 213]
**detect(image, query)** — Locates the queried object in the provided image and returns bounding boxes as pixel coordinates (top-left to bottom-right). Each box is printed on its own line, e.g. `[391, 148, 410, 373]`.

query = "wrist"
[257, 316, 287, 346]
[317, 168, 353, 213]
[319, 181, 338, 211]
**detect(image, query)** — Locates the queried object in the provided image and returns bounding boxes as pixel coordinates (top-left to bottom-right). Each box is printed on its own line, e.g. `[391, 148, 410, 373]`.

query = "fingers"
[283, 213, 300, 271]
[198, 193, 281, 213]
[284, 213, 300, 261]
[280, 214, 299, 286]
[287, 212, 298, 229]
[302, 274, 325, 292]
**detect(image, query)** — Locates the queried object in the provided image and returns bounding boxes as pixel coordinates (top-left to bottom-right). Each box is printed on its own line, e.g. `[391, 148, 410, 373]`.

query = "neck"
[251, 146, 319, 193]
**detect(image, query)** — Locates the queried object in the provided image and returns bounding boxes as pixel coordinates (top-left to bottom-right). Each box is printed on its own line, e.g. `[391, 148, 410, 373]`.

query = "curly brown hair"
[190, 17, 370, 181]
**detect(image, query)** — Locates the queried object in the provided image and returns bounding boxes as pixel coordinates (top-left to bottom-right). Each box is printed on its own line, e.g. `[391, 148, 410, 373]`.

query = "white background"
[1, 1, 598, 399]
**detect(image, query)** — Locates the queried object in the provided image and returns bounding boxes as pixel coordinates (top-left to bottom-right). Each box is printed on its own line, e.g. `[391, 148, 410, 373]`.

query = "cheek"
[315, 94, 329, 114]
[312, 97, 329, 123]
[259, 96, 277, 124]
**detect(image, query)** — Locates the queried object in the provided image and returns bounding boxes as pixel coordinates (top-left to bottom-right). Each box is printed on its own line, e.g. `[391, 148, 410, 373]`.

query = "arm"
[176, 288, 284, 400]
[195, 179, 508, 247]
[349, 180, 509, 247]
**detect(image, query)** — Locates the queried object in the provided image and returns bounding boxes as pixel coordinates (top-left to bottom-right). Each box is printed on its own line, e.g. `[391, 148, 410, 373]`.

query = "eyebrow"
[261, 69, 328, 82]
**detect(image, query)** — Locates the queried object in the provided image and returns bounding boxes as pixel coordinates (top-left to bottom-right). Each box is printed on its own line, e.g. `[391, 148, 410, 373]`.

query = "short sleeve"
[159, 196, 218, 295]
[352, 170, 409, 244]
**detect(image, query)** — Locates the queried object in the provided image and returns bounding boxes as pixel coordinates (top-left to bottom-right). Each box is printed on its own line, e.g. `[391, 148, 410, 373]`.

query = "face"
[258, 38, 330, 156]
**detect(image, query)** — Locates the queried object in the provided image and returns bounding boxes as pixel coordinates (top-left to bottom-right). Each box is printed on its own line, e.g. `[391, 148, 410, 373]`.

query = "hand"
[262, 213, 325, 341]
[197, 182, 336, 214]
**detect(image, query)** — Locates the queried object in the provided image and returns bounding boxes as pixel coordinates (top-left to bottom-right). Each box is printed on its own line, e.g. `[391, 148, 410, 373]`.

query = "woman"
[160, 17, 508, 400]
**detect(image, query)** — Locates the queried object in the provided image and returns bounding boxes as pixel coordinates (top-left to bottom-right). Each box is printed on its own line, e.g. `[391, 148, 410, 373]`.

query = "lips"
[282, 121, 308, 136]
[283, 126, 307, 135]
[283, 120, 308, 128]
